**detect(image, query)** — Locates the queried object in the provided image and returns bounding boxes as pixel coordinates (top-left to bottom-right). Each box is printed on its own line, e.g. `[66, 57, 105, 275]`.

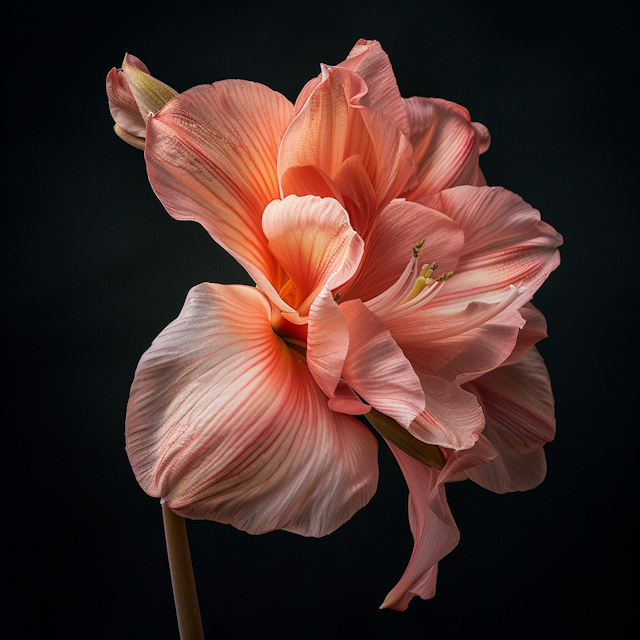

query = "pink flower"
[111, 39, 562, 610]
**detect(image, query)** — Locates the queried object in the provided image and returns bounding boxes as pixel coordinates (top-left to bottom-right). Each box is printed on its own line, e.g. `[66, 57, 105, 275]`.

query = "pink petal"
[462, 347, 556, 493]
[261, 195, 364, 318]
[382, 437, 496, 610]
[402, 97, 490, 200]
[381, 443, 459, 610]
[339, 199, 464, 304]
[410, 377, 485, 450]
[278, 65, 414, 229]
[502, 303, 547, 366]
[126, 283, 379, 537]
[145, 81, 294, 288]
[420, 186, 562, 313]
[339, 299, 424, 427]
[327, 379, 371, 415]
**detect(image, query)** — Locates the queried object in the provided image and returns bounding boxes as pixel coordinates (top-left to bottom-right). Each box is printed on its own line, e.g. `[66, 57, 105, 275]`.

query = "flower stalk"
[162, 506, 205, 640]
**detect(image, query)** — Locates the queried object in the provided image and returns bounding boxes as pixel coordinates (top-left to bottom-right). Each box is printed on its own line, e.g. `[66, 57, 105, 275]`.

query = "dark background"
[10, 0, 635, 637]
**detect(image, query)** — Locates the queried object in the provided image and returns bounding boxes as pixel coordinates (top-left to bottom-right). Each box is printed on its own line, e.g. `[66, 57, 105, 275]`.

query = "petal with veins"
[126, 283, 378, 537]
[463, 347, 555, 493]
[145, 80, 294, 289]
[340, 299, 424, 427]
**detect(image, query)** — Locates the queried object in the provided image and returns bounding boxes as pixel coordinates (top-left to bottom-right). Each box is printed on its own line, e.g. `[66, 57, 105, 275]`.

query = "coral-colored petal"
[339, 199, 464, 303]
[420, 186, 562, 312]
[341, 39, 411, 138]
[279, 65, 414, 226]
[327, 380, 371, 415]
[306, 287, 350, 398]
[145, 81, 294, 288]
[126, 283, 379, 537]
[463, 347, 555, 493]
[332, 154, 378, 236]
[340, 299, 424, 427]
[262, 195, 364, 317]
[402, 97, 490, 200]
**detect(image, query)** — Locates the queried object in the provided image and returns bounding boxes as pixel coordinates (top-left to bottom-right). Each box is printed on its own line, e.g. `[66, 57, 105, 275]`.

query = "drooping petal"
[339, 299, 424, 427]
[338, 199, 464, 304]
[462, 347, 555, 493]
[126, 283, 379, 537]
[382, 437, 496, 610]
[145, 81, 294, 288]
[420, 186, 562, 313]
[261, 195, 364, 318]
[381, 443, 459, 610]
[402, 97, 490, 200]
[279, 65, 414, 226]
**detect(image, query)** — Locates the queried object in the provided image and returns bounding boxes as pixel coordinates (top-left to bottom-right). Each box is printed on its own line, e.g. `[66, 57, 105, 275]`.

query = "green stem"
[162, 506, 205, 640]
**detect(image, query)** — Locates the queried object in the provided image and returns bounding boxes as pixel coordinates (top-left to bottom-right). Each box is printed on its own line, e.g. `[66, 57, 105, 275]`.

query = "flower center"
[365, 240, 453, 323]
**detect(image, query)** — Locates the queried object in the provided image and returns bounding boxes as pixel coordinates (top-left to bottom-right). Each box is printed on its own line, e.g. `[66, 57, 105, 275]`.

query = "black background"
[10, 1, 635, 637]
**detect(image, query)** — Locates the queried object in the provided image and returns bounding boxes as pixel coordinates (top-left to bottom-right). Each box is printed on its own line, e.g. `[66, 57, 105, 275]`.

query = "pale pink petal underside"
[126, 283, 378, 537]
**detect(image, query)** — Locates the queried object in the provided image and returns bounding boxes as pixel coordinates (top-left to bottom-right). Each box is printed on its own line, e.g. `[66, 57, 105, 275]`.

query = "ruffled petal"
[402, 97, 490, 200]
[462, 347, 555, 493]
[420, 186, 562, 313]
[339, 199, 464, 304]
[279, 65, 414, 230]
[340, 299, 424, 427]
[126, 283, 378, 537]
[145, 81, 294, 288]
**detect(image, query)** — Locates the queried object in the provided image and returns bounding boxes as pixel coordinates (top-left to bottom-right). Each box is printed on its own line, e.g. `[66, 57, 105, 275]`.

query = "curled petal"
[503, 303, 547, 366]
[126, 283, 378, 537]
[402, 97, 490, 200]
[145, 81, 294, 289]
[340, 299, 424, 427]
[381, 444, 458, 610]
[463, 347, 555, 493]
[262, 195, 364, 318]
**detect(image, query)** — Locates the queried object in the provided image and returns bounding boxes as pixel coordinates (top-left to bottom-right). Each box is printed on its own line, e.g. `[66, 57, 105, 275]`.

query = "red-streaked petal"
[145, 81, 294, 288]
[420, 186, 562, 313]
[340, 299, 424, 427]
[126, 283, 378, 536]
[463, 347, 555, 493]
[339, 199, 464, 303]
[262, 195, 364, 317]
[402, 97, 490, 200]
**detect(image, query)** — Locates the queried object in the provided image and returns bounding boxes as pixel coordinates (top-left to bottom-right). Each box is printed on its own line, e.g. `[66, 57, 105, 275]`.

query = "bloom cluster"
[107, 40, 561, 610]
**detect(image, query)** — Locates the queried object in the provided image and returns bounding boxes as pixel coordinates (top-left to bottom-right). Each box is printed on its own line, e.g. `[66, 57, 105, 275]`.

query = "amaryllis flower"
[110, 39, 561, 610]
